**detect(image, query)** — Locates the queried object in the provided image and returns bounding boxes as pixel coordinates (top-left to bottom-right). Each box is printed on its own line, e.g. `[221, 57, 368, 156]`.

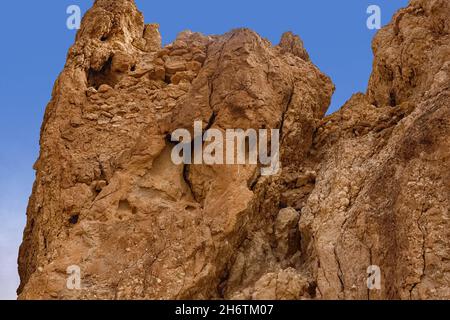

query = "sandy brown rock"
[295, 0, 450, 299]
[18, 0, 449, 300]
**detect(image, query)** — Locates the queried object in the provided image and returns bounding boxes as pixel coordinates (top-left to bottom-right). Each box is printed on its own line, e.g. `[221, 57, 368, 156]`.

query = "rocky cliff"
[18, 0, 449, 299]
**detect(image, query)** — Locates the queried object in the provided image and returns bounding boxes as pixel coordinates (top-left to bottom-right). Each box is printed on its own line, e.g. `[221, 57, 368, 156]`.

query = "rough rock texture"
[18, 0, 449, 299]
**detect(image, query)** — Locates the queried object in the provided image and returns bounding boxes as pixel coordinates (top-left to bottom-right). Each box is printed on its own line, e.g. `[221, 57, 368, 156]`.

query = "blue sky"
[0, 0, 408, 299]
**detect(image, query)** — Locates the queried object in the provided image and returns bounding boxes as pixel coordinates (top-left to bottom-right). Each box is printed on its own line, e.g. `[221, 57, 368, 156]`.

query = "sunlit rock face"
[18, 0, 449, 300]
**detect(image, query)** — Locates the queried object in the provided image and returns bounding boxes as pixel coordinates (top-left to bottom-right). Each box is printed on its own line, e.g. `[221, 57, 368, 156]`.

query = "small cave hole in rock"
[279, 200, 288, 209]
[389, 90, 397, 107]
[87, 56, 117, 90]
[69, 214, 79, 225]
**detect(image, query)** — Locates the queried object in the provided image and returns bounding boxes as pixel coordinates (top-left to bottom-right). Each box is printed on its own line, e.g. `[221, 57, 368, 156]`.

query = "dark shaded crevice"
[334, 246, 345, 296]
[307, 281, 317, 298]
[409, 205, 427, 299]
[206, 31, 238, 111]
[87, 56, 117, 89]
[389, 90, 397, 107]
[247, 85, 295, 194]
[181, 110, 217, 204]
[279, 85, 295, 144]
[217, 268, 230, 298]
[69, 214, 79, 225]
[205, 110, 217, 131]
[164, 135, 199, 203]
[182, 165, 198, 203]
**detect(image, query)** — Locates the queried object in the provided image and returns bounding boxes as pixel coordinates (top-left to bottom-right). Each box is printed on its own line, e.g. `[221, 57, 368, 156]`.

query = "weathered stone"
[17, 0, 450, 300]
[111, 52, 135, 73]
[170, 71, 196, 85]
[164, 58, 187, 74]
[148, 65, 165, 81]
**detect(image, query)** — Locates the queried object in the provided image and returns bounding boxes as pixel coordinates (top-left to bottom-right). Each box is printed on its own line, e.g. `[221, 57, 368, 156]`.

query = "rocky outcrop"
[18, 0, 449, 299]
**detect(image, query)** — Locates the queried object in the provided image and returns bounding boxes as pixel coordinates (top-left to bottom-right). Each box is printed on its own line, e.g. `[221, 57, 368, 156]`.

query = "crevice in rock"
[367, 247, 373, 300]
[248, 169, 261, 191]
[18, 0, 450, 300]
[217, 268, 230, 298]
[182, 164, 197, 203]
[164, 135, 199, 204]
[410, 205, 427, 299]
[87, 56, 116, 89]
[279, 84, 295, 145]
[69, 214, 79, 225]
[334, 246, 345, 296]
[182, 109, 218, 205]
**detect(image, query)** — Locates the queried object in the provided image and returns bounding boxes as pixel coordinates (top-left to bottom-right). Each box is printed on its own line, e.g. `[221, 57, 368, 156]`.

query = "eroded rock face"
[18, 0, 449, 299]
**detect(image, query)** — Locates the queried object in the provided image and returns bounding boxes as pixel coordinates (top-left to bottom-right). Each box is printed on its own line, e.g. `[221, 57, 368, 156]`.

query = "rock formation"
[18, 0, 449, 299]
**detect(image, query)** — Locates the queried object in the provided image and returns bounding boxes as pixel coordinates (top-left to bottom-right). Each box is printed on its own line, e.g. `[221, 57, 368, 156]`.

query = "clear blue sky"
[0, 0, 408, 299]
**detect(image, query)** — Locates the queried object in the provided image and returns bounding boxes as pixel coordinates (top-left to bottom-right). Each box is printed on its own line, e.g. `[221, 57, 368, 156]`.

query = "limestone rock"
[18, 0, 450, 300]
